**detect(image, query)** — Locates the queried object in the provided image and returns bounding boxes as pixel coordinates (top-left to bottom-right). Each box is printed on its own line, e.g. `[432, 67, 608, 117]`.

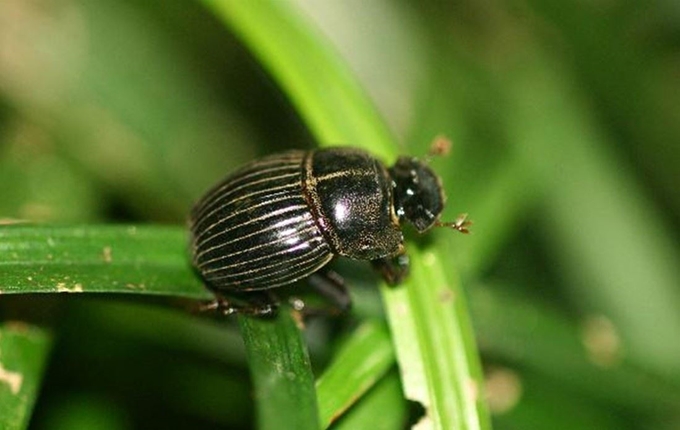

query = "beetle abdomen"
[190, 151, 333, 291]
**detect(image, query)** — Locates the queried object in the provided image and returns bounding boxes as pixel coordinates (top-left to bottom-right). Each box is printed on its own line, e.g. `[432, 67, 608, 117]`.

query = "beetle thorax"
[303, 148, 404, 261]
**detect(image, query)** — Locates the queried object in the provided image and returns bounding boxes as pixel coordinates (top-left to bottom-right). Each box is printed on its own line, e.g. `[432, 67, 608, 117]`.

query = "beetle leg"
[371, 248, 410, 285]
[290, 270, 352, 318]
[310, 270, 352, 313]
[200, 291, 279, 318]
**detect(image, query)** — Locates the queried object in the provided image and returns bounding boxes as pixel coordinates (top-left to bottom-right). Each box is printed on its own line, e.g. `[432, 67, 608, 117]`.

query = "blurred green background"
[1, 0, 679, 429]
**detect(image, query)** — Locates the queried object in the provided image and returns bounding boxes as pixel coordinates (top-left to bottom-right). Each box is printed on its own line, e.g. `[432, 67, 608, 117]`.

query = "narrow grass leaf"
[239, 312, 319, 430]
[0, 224, 210, 299]
[382, 247, 489, 429]
[503, 50, 680, 381]
[0, 323, 52, 430]
[316, 321, 394, 428]
[471, 283, 680, 413]
[332, 371, 406, 430]
[201, 0, 395, 160]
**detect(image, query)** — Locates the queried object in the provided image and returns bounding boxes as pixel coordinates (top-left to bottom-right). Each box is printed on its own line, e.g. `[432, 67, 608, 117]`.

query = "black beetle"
[189, 144, 469, 316]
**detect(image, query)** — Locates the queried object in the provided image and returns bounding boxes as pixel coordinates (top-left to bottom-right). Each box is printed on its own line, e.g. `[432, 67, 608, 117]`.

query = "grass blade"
[0, 224, 210, 299]
[471, 283, 680, 413]
[239, 313, 319, 430]
[382, 247, 488, 429]
[202, 0, 394, 160]
[503, 50, 680, 381]
[333, 371, 406, 430]
[0, 323, 52, 430]
[316, 321, 394, 428]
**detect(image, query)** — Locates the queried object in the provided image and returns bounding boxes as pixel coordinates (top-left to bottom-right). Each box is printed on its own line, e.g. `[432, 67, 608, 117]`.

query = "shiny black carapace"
[189, 146, 469, 317]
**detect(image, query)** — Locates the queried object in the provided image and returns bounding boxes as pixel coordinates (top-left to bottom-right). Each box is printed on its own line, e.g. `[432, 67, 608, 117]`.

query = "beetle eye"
[389, 157, 445, 233]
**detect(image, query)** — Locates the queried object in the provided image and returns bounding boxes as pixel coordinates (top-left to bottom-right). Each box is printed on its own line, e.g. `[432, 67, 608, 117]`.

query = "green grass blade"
[239, 313, 319, 430]
[316, 321, 394, 428]
[202, 0, 394, 160]
[333, 371, 406, 430]
[503, 50, 680, 382]
[0, 323, 53, 430]
[471, 283, 680, 413]
[202, 1, 489, 428]
[0, 224, 210, 299]
[382, 247, 489, 429]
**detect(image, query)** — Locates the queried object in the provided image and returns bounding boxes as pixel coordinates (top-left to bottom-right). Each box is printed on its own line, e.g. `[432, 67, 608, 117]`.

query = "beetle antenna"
[435, 213, 472, 234]
[424, 135, 453, 164]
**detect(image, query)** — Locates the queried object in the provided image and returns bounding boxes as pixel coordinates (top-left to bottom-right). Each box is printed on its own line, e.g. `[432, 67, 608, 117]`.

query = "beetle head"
[389, 156, 445, 233]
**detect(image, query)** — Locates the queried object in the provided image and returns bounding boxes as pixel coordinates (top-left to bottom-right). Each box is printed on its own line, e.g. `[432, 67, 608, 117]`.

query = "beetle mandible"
[189, 143, 470, 317]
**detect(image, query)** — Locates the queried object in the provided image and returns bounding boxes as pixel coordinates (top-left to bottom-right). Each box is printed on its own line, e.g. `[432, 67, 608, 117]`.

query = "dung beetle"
[189, 143, 469, 317]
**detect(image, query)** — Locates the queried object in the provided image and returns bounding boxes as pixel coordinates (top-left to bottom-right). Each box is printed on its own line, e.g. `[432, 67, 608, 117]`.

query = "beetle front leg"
[371, 247, 410, 285]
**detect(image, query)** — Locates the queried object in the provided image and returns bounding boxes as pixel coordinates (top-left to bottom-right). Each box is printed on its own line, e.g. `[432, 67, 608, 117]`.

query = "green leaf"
[316, 321, 394, 428]
[493, 367, 629, 430]
[471, 283, 680, 413]
[202, 0, 394, 160]
[0, 322, 53, 430]
[381, 247, 489, 429]
[0, 0, 259, 222]
[332, 371, 406, 430]
[202, 1, 489, 428]
[239, 313, 319, 430]
[0, 224, 210, 299]
[502, 49, 680, 382]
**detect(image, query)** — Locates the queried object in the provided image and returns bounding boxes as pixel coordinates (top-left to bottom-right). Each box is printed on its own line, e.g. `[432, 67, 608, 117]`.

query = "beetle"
[189, 144, 469, 317]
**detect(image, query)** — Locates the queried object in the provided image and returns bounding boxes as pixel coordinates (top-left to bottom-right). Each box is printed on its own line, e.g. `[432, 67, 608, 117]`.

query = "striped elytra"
[189, 145, 459, 299]
[190, 150, 333, 291]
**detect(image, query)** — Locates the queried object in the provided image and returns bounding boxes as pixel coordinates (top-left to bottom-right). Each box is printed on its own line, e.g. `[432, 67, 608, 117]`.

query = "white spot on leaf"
[0, 362, 23, 395]
[56, 282, 83, 293]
